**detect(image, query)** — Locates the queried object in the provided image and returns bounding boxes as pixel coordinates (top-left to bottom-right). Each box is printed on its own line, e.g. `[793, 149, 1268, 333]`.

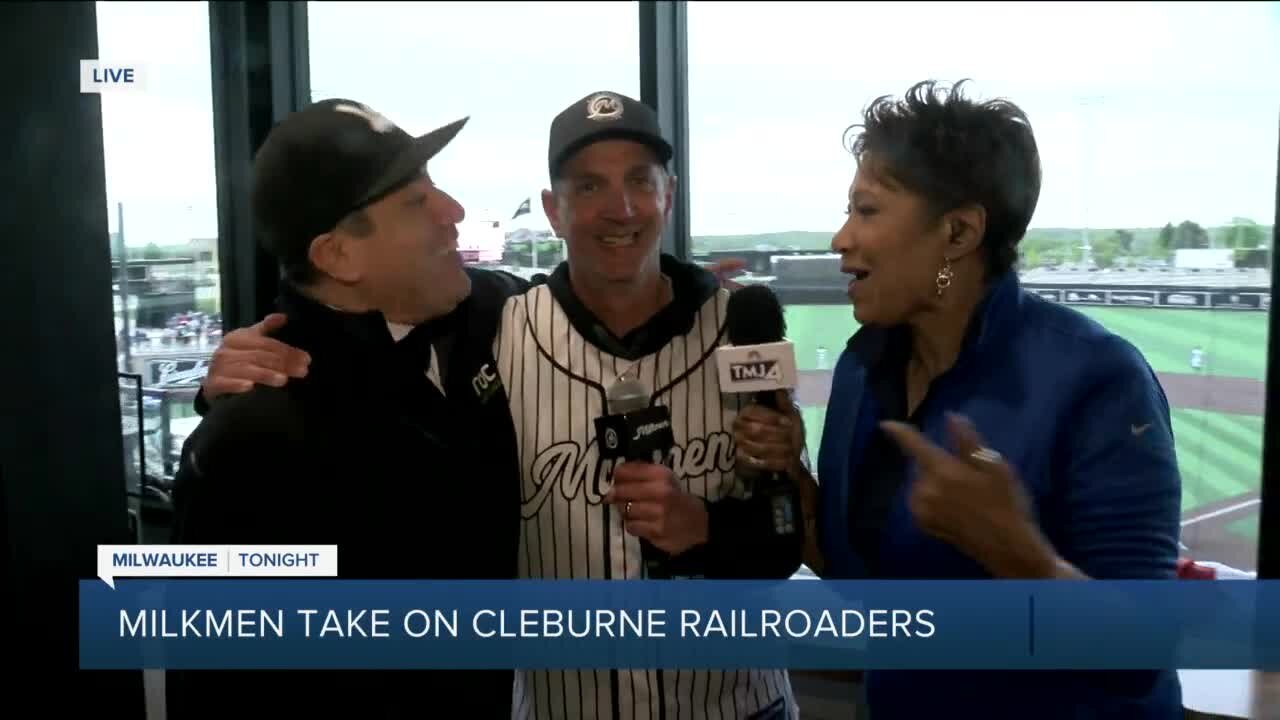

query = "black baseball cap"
[251, 98, 467, 274]
[547, 90, 673, 179]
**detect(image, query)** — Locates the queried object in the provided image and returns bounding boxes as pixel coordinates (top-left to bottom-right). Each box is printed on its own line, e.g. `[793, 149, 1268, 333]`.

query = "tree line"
[1019, 218, 1270, 270]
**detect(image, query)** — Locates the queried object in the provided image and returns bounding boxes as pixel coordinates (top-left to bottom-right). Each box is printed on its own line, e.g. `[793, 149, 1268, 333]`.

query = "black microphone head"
[726, 284, 786, 346]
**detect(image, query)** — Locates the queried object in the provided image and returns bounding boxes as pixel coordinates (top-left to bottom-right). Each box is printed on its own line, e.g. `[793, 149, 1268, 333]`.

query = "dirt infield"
[1154, 372, 1265, 416]
[795, 370, 1265, 416]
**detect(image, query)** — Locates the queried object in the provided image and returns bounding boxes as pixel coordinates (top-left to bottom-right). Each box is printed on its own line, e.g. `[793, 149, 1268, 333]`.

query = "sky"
[93, 0, 1280, 247]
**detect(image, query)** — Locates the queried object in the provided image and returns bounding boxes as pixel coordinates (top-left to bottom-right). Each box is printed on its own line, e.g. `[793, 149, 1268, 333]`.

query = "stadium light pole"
[115, 201, 132, 370]
[1077, 94, 1105, 268]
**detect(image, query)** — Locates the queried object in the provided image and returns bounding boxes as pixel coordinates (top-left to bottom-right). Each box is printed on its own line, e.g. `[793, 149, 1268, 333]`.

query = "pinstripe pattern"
[497, 284, 797, 720]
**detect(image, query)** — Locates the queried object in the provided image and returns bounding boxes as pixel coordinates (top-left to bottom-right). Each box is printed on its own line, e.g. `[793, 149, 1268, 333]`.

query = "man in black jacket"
[165, 99, 521, 719]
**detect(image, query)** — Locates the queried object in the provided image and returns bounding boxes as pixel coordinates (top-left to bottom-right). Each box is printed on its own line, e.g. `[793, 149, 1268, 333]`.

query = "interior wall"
[0, 3, 146, 716]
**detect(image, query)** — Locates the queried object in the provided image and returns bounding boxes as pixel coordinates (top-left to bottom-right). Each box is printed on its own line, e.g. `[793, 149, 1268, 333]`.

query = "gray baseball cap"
[547, 90, 672, 179]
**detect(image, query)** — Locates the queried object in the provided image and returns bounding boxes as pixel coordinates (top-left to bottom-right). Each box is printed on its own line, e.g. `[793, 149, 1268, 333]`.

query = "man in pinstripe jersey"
[498, 90, 802, 720]
[197, 90, 803, 719]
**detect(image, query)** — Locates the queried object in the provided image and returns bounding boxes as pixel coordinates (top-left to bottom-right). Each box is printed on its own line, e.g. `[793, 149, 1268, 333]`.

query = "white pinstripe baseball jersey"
[492, 263, 797, 720]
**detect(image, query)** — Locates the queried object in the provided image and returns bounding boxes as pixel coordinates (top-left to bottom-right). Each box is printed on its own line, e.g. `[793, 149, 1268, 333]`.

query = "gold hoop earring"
[936, 258, 954, 297]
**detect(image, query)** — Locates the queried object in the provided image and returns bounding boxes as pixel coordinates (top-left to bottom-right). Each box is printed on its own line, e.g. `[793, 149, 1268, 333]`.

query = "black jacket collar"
[544, 253, 719, 360]
[272, 280, 448, 374]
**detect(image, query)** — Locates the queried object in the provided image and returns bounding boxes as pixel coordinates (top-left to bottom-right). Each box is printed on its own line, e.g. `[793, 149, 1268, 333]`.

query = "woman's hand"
[705, 257, 748, 291]
[880, 412, 1076, 579]
[732, 390, 805, 477]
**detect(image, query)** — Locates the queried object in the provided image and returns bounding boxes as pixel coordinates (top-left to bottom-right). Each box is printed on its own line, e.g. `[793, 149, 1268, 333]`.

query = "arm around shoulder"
[468, 266, 532, 299]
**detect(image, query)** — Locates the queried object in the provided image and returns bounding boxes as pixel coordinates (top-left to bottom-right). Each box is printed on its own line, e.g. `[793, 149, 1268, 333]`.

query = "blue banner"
[79, 579, 1280, 670]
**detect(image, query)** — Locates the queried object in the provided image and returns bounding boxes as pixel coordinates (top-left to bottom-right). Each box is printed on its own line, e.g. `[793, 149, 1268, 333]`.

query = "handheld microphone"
[596, 374, 676, 579]
[718, 285, 801, 539]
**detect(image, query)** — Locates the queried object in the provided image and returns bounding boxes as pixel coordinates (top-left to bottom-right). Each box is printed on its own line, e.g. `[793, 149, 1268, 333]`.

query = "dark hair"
[844, 79, 1041, 277]
[279, 208, 375, 286]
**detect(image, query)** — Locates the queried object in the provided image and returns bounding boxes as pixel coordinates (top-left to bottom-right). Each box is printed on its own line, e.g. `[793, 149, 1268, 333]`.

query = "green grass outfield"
[785, 305, 1266, 532]
[800, 404, 1261, 541]
[784, 305, 1269, 380]
[1172, 409, 1263, 541]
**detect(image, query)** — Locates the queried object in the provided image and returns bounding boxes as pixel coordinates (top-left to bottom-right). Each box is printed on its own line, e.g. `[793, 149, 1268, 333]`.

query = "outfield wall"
[1022, 286, 1270, 311]
[773, 282, 1271, 310]
[744, 252, 1273, 309]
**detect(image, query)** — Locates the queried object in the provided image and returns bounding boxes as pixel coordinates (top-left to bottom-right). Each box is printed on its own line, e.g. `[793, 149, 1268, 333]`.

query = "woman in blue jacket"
[734, 80, 1184, 718]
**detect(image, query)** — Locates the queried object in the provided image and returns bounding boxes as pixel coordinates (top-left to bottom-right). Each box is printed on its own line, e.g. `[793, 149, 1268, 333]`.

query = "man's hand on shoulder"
[488, 268, 533, 296]
[203, 313, 311, 401]
[705, 257, 747, 291]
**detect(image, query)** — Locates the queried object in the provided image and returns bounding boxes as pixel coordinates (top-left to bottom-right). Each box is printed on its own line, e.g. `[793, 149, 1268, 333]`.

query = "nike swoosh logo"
[1132, 423, 1152, 436]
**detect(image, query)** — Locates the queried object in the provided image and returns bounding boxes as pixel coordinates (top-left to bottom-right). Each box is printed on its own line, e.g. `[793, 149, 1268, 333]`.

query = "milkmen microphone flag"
[596, 373, 679, 579]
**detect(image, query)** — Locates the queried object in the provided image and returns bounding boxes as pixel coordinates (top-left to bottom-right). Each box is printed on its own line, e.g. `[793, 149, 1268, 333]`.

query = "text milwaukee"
[112, 552, 218, 568]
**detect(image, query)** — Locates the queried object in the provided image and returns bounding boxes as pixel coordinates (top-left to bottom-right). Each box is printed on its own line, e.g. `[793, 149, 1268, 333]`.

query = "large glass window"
[308, 0, 640, 278]
[97, 1, 220, 504]
[688, 0, 1278, 573]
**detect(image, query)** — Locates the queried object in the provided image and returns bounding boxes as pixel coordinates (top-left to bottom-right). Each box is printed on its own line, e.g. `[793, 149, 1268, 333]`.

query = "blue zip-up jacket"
[817, 272, 1184, 719]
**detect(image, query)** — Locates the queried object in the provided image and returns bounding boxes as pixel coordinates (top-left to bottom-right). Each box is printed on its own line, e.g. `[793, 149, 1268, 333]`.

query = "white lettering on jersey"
[523, 432, 735, 518]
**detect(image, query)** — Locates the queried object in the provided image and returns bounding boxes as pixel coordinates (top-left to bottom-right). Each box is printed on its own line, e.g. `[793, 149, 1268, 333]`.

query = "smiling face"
[830, 160, 959, 327]
[833, 81, 1043, 328]
[542, 138, 673, 293]
[309, 175, 471, 324]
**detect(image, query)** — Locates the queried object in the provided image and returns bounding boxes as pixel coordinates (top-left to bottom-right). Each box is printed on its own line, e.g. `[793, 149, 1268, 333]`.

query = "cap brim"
[551, 128, 672, 179]
[359, 116, 469, 207]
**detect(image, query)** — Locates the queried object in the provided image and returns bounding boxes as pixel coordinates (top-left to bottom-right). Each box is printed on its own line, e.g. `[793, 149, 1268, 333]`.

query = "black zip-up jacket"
[165, 268, 523, 719]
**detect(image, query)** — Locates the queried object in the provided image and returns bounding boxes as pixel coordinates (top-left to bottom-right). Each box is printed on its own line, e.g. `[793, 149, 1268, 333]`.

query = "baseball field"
[784, 303, 1269, 570]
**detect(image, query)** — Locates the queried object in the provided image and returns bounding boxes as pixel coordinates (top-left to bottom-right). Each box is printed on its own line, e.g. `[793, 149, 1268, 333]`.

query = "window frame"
[209, 1, 310, 331]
